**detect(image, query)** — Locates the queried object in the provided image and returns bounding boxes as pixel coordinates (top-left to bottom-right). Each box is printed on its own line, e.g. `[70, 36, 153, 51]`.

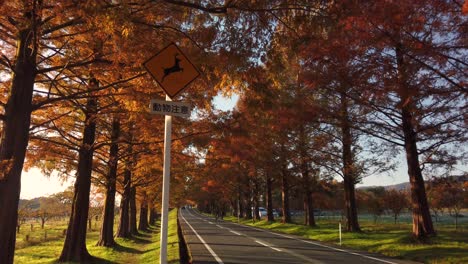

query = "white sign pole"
[160, 95, 172, 264]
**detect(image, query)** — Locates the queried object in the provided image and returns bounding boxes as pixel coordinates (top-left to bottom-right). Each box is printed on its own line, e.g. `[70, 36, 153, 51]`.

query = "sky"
[21, 168, 73, 199]
[18, 93, 437, 199]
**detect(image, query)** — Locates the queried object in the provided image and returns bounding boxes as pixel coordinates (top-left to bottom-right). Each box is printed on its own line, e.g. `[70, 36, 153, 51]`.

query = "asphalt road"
[179, 207, 420, 264]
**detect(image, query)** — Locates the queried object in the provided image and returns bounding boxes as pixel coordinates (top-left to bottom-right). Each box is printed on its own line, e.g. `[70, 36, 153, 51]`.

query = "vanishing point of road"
[179, 208, 420, 264]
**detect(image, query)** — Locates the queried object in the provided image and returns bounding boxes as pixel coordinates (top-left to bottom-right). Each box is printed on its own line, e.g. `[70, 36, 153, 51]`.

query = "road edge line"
[229, 220, 399, 264]
[180, 210, 224, 264]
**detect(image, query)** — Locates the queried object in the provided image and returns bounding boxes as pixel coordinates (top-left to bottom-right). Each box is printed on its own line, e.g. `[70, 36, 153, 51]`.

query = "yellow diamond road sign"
[144, 43, 200, 99]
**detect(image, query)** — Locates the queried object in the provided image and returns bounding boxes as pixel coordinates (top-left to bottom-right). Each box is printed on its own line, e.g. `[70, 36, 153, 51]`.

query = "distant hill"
[358, 174, 467, 191]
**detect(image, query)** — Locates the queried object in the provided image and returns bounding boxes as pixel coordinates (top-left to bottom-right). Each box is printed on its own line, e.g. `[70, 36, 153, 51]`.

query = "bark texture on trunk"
[299, 126, 316, 227]
[340, 90, 361, 232]
[0, 28, 37, 264]
[304, 188, 316, 227]
[265, 171, 274, 222]
[280, 143, 291, 223]
[59, 85, 98, 262]
[237, 175, 244, 219]
[116, 139, 133, 238]
[116, 169, 131, 238]
[396, 44, 435, 239]
[149, 206, 158, 226]
[243, 175, 252, 219]
[343, 177, 360, 231]
[96, 118, 120, 247]
[138, 193, 149, 231]
[129, 186, 138, 235]
[253, 179, 261, 221]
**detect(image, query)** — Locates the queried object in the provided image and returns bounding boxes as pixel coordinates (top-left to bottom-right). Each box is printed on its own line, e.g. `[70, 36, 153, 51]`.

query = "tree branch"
[42, 18, 85, 35]
[32, 72, 146, 111]
[163, 0, 230, 13]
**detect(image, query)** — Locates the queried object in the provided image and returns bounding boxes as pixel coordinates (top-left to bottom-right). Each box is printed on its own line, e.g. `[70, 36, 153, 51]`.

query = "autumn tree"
[0, 1, 141, 261]
[443, 183, 465, 230]
[115, 132, 135, 238]
[384, 189, 409, 224]
[430, 177, 467, 230]
[17, 200, 35, 234]
[95, 116, 120, 246]
[427, 183, 445, 223]
[301, 33, 370, 232]
[348, 0, 467, 239]
[35, 196, 62, 229]
[59, 79, 100, 261]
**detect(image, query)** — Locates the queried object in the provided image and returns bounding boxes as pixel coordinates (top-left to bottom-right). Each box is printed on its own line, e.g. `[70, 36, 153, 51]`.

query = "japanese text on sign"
[149, 99, 191, 118]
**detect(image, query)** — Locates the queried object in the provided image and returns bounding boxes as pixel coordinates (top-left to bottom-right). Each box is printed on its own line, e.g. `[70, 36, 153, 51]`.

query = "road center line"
[180, 211, 224, 264]
[255, 240, 282, 252]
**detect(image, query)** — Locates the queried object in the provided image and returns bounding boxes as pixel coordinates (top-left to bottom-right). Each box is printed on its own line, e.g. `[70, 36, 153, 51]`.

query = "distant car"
[259, 207, 267, 218]
[256, 207, 280, 219]
[272, 209, 280, 218]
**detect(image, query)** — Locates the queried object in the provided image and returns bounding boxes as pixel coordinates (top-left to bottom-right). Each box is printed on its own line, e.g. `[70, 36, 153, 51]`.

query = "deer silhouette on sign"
[161, 53, 183, 82]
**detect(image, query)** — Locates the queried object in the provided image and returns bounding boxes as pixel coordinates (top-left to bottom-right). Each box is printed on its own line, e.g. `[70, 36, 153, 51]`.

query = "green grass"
[14, 209, 180, 263]
[217, 213, 468, 264]
[139, 209, 180, 264]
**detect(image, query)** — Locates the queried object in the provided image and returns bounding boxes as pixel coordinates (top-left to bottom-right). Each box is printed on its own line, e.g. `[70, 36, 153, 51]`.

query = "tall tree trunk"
[116, 170, 131, 238]
[343, 177, 360, 231]
[265, 170, 274, 222]
[116, 137, 133, 238]
[304, 187, 316, 227]
[243, 174, 252, 219]
[340, 90, 361, 232]
[299, 125, 316, 227]
[396, 44, 435, 239]
[281, 144, 291, 223]
[129, 186, 138, 235]
[237, 174, 244, 219]
[138, 193, 149, 231]
[149, 205, 158, 226]
[253, 178, 261, 220]
[97, 118, 120, 247]
[0, 27, 37, 264]
[88, 217, 92, 231]
[59, 82, 98, 262]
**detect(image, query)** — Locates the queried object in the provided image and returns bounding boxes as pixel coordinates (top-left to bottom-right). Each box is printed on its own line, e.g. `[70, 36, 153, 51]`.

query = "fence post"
[339, 222, 342, 246]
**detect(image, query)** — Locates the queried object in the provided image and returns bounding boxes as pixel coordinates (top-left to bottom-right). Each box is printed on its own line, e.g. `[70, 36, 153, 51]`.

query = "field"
[13, 209, 180, 264]
[220, 211, 468, 264]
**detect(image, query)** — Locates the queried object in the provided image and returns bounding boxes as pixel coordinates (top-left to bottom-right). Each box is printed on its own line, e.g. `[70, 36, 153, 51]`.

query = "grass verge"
[14, 209, 180, 264]
[216, 214, 467, 264]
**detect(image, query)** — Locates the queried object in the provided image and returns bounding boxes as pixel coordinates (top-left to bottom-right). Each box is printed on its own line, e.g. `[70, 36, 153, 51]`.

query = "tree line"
[0, 0, 324, 263]
[188, 0, 467, 243]
[0, 1, 466, 263]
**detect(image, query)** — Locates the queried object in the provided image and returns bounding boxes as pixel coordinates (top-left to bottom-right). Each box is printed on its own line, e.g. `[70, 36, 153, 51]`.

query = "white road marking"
[188, 209, 323, 264]
[255, 240, 282, 252]
[216, 225, 225, 229]
[230, 230, 242, 236]
[180, 211, 224, 264]
[230, 222, 398, 264]
[208, 221, 214, 224]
